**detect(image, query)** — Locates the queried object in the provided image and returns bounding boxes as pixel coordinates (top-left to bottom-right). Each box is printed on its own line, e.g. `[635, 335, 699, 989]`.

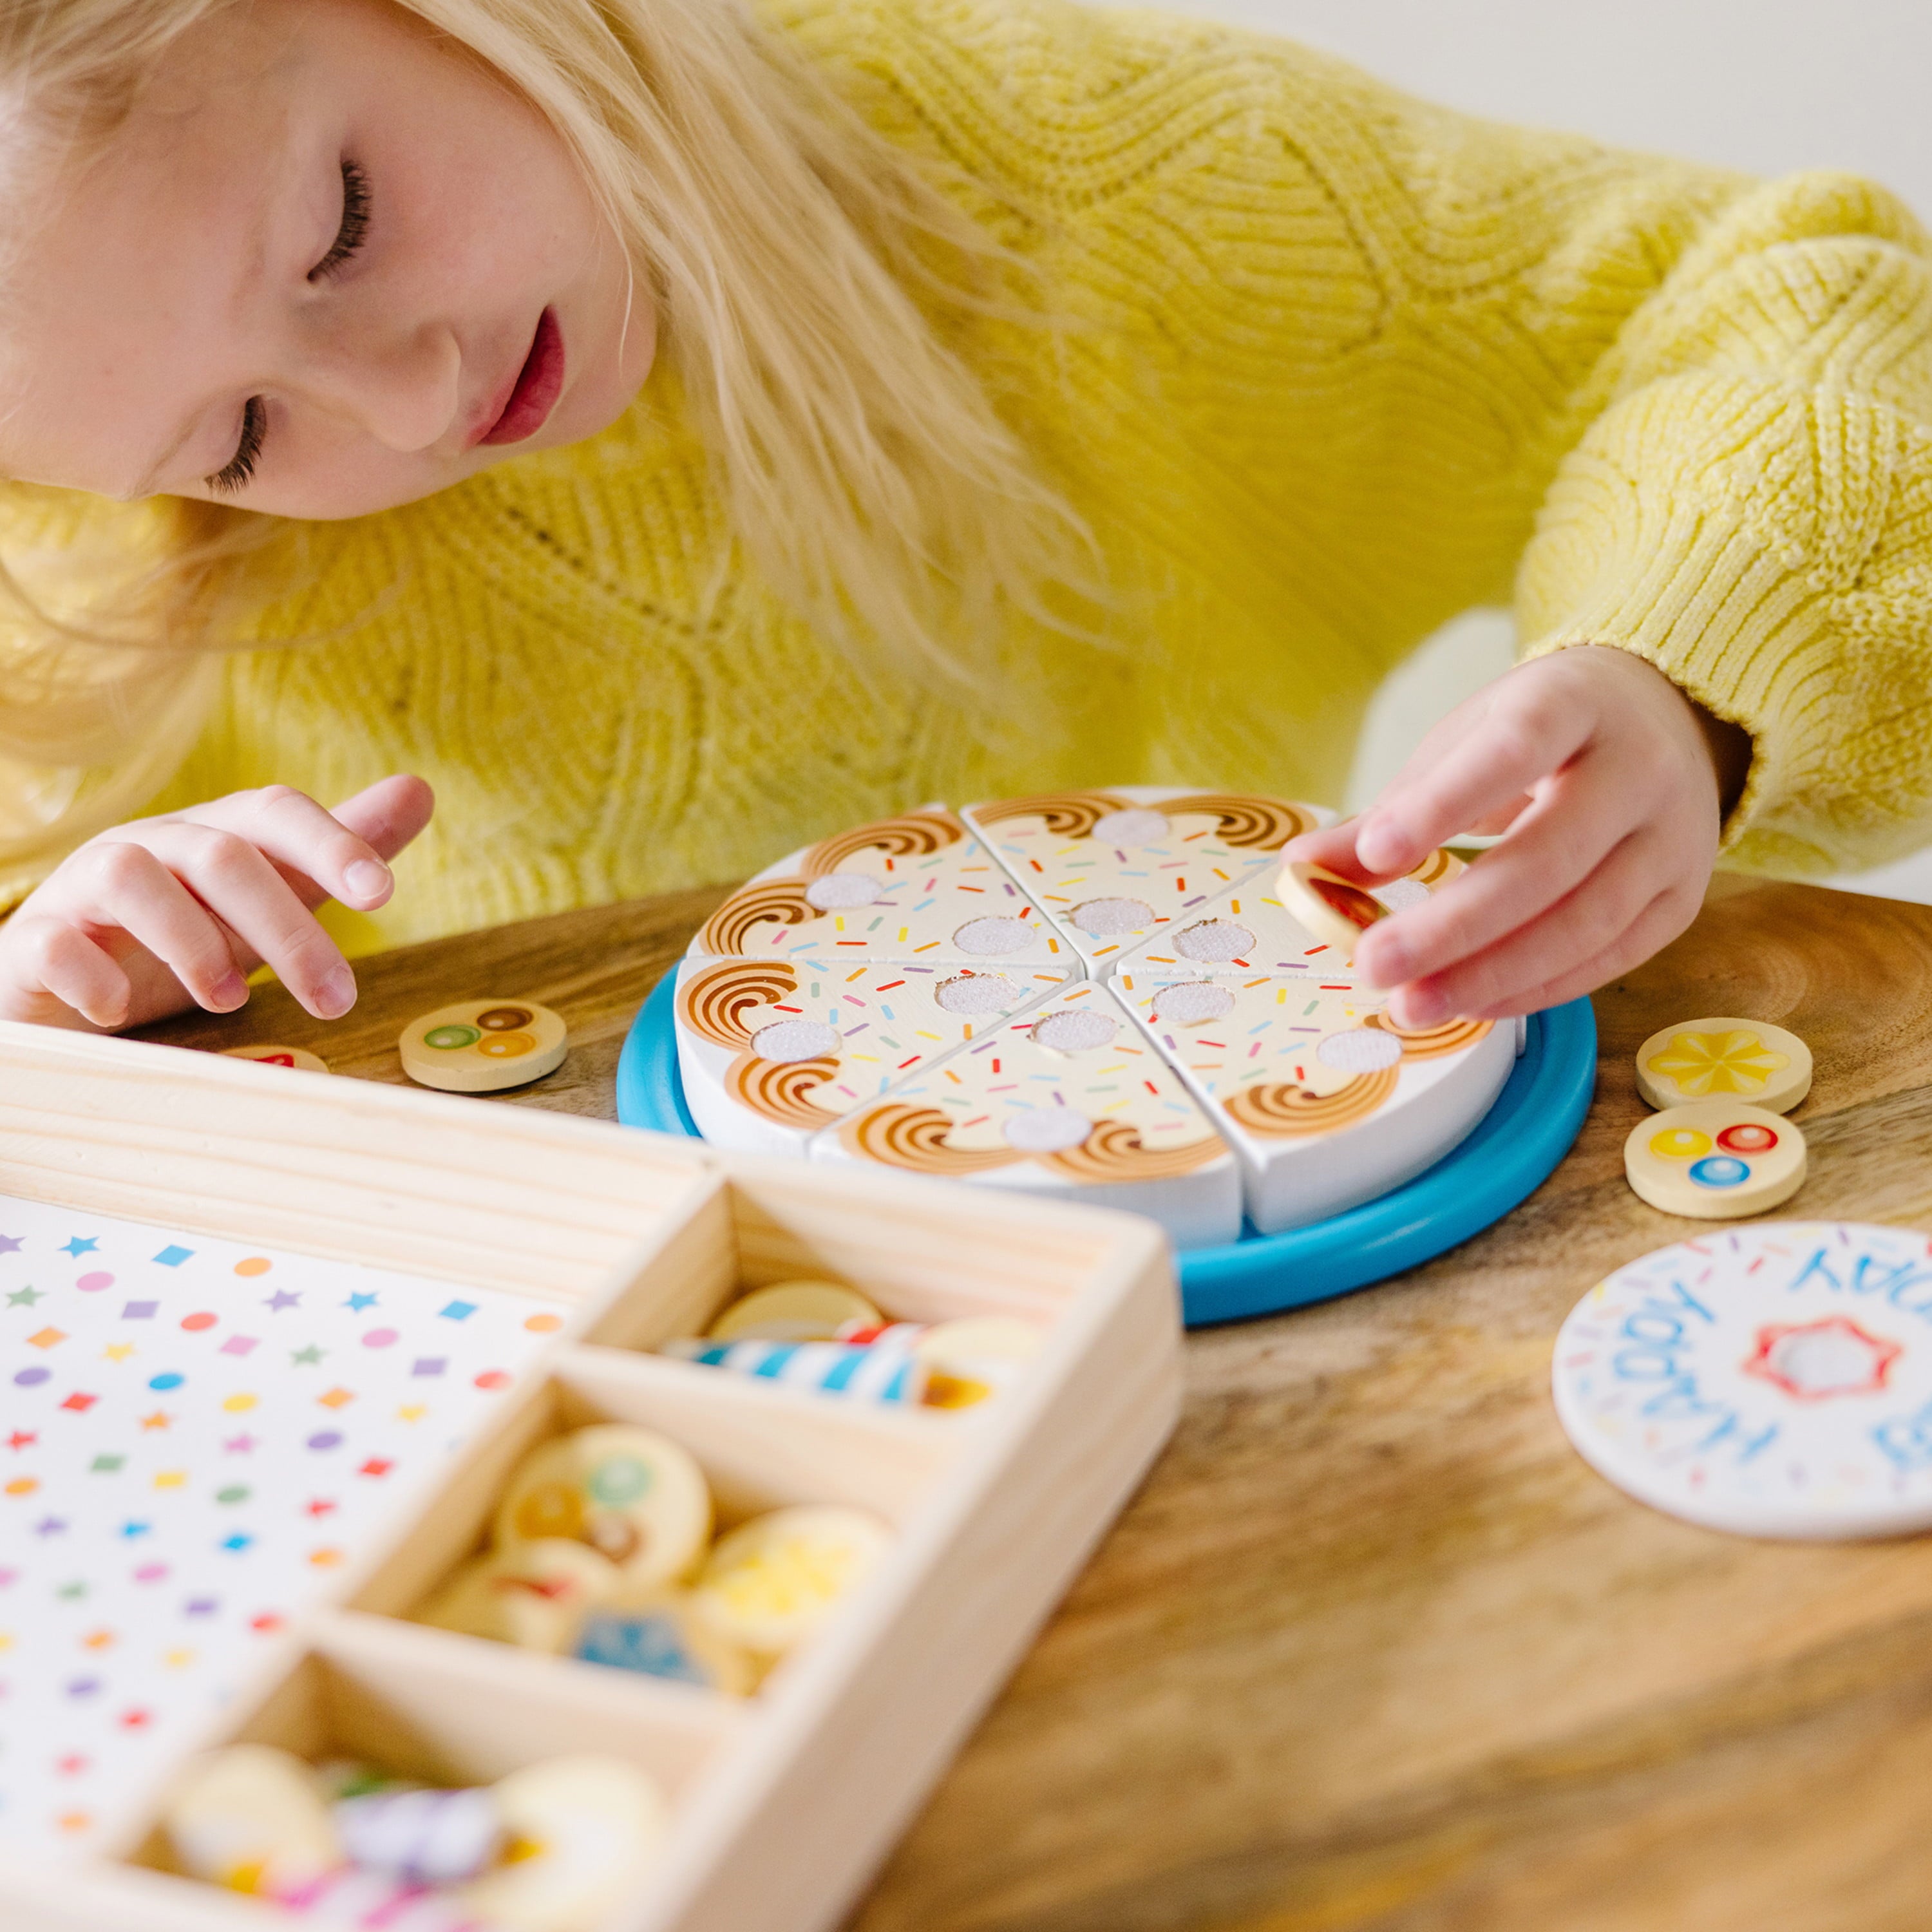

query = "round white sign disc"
[1553, 1221, 1932, 1540]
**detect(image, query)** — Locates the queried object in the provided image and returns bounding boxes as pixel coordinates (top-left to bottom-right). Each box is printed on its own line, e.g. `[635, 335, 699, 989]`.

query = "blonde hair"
[0, 0, 1088, 876]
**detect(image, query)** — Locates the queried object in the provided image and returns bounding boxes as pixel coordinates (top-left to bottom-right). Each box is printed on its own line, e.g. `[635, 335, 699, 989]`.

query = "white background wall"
[1099, 1, 1932, 898]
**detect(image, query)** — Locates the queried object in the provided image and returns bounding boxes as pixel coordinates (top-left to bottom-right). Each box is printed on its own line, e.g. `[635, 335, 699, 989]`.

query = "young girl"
[0, 0, 1917, 1041]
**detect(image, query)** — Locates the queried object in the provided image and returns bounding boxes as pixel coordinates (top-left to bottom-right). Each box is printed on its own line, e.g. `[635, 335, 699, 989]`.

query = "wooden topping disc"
[571, 1591, 756, 1696]
[220, 1044, 330, 1074]
[1622, 1101, 1806, 1220]
[494, 1424, 712, 1594]
[457, 1756, 667, 1932]
[690, 1504, 891, 1658]
[1635, 1016, 1812, 1115]
[413, 1537, 623, 1653]
[399, 999, 567, 1093]
[707, 1281, 883, 1344]
[1274, 860, 1389, 960]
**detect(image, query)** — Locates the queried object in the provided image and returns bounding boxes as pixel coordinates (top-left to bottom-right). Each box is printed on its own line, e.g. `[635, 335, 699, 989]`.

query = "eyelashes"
[205, 160, 373, 495]
[207, 397, 266, 495]
[310, 158, 372, 283]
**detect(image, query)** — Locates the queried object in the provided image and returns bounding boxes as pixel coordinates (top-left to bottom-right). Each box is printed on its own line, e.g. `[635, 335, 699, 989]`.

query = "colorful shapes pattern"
[0, 1196, 559, 1857]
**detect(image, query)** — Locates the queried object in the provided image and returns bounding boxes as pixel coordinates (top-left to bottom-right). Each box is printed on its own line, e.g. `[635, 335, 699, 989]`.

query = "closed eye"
[206, 397, 266, 495]
[310, 158, 372, 281]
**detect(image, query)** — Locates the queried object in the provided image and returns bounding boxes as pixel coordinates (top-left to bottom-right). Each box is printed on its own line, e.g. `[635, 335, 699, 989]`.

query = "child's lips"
[475, 309, 565, 447]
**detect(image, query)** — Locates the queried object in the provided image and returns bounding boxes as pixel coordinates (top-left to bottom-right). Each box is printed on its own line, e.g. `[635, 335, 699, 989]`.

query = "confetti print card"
[0, 1195, 565, 1859]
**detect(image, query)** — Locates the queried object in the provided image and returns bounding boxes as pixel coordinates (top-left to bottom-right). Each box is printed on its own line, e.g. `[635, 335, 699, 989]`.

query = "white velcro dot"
[804, 871, 882, 911]
[934, 974, 1017, 1016]
[952, 917, 1033, 956]
[1373, 878, 1430, 912]
[1070, 896, 1155, 937]
[1153, 982, 1235, 1026]
[1001, 1108, 1095, 1153]
[1175, 920, 1255, 963]
[750, 1019, 842, 1063]
[1033, 1008, 1119, 1053]
[1316, 1027, 1403, 1074]
[1090, 808, 1171, 848]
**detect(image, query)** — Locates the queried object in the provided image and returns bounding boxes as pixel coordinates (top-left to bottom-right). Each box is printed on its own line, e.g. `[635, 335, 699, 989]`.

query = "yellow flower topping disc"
[1634, 1016, 1811, 1115]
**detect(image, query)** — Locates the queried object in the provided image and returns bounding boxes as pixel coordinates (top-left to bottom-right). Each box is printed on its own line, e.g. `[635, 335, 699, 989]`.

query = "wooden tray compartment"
[0, 1025, 1181, 1932]
[346, 1349, 961, 1663]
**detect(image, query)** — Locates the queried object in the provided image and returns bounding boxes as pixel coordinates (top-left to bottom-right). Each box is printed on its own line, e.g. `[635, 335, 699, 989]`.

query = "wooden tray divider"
[0, 1025, 712, 1294]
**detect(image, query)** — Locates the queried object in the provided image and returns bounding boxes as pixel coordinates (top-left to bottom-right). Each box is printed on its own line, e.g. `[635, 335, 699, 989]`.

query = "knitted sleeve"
[1515, 172, 1932, 876]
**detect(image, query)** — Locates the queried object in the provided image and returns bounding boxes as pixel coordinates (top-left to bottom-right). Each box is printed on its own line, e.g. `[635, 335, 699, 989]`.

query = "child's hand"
[1283, 647, 1749, 1026]
[0, 775, 435, 1033]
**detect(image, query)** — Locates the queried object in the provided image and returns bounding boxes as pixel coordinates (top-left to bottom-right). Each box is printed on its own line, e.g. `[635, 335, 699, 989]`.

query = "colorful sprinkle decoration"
[0, 1194, 563, 1858]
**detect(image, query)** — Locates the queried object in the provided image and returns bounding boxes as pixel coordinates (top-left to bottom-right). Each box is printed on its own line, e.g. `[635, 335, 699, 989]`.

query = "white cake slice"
[963, 788, 1330, 974]
[1108, 847, 1466, 981]
[811, 979, 1242, 1249]
[688, 807, 1068, 971]
[674, 956, 1070, 1157]
[1110, 969, 1513, 1232]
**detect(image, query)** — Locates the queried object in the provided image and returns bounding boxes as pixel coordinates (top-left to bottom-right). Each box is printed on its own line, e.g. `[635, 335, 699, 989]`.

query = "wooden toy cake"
[675, 790, 1515, 1243]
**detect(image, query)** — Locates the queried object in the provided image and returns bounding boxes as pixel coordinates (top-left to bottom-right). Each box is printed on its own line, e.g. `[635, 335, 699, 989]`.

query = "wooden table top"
[138, 873, 1932, 1932]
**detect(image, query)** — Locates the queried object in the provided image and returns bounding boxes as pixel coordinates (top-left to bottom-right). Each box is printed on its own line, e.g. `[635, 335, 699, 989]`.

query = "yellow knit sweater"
[77, 2, 1932, 944]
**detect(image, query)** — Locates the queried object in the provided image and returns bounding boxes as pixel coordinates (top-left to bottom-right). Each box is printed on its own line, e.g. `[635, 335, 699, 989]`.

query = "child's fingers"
[328, 775, 436, 866]
[1352, 680, 1596, 876]
[2, 914, 137, 1030]
[1434, 884, 1698, 1023]
[181, 784, 395, 911]
[1278, 819, 1372, 878]
[95, 824, 355, 1019]
[63, 842, 252, 1014]
[1385, 827, 1685, 1025]
[1354, 757, 1637, 989]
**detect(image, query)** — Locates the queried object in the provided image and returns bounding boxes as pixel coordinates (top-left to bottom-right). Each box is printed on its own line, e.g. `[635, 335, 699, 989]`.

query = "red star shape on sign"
[305, 1499, 337, 1519]
[1741, 1316, 1904, 1401]
[6, 1432, 35, 1451]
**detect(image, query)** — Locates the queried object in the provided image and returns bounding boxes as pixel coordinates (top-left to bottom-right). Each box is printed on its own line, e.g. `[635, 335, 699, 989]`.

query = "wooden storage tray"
[0, 1023, 1180, 1932]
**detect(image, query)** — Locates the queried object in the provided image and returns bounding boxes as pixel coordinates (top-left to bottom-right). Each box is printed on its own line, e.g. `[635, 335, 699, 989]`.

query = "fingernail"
[209, 971, 249, 1012]
[314, 967, 355, 1019]
[344, 859, 392, 903]
[1356, 821, 1408, 875]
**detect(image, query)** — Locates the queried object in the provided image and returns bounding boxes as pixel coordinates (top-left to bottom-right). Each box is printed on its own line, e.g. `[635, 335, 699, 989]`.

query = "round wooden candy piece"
[494, 1425, 712, 1591]
[166, 1744, 343, 1895]
[913, 1316, 1046, 1409]
[1634, 1016, 1812, 1114]
[706, 1280, 883, 1344]
[457, 1756, 667, 1932]
[1622, 1101, 1806, 1220]
[1274, 860, 1388, 958]
[399, 999, 567, 1094]
[414, 1537, 623, 1653]
[332, 1784, 503, 1886]
[221, 1043, 330, 1074]
[571, 1591, 755, 1696]
[1552, 1220, 1932, 1537]
[690, 1503, 891, 1658]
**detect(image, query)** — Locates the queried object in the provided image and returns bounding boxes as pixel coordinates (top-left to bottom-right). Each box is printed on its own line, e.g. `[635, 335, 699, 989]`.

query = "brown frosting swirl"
[1222, 1066, 1398, 1138]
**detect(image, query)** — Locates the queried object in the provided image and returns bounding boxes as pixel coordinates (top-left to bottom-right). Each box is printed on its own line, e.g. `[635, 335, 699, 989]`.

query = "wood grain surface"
[135, 874, 1932, 1932]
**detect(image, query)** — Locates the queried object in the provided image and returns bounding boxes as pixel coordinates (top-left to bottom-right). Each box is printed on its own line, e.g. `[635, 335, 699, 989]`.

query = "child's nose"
[301, 325, 463, 454]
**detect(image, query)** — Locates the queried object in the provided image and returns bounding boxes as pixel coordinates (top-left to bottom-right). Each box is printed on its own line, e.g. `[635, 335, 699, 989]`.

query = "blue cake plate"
[615, 974, 1596, 1328]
